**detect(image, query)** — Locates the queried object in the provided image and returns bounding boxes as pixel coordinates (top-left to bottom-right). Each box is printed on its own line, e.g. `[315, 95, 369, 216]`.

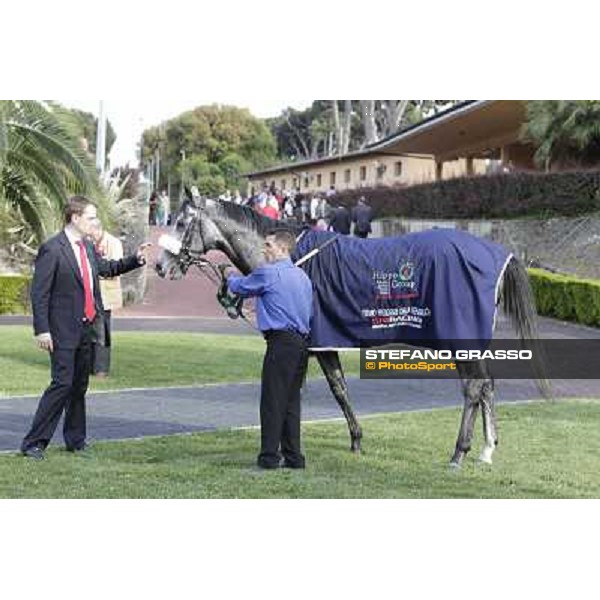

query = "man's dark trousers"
[258, 330, 308, 468]
[21, 322, 93, 452]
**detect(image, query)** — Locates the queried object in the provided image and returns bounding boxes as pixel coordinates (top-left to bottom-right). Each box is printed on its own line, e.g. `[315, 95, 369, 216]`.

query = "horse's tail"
[501, 256, 552, 399]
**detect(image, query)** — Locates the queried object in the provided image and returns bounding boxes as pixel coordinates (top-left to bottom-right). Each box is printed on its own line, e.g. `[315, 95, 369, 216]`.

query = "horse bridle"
[174, 212, 246, 321]
[173, 213, 205, 274]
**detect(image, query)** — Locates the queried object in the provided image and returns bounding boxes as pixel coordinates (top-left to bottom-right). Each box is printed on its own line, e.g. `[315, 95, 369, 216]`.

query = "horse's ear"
[184, 186, 193, 201]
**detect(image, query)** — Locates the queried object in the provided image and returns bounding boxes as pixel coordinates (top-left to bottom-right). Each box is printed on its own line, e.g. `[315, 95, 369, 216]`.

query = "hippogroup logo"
[398, 260, 415, 282]
[372, 259, 419, 300]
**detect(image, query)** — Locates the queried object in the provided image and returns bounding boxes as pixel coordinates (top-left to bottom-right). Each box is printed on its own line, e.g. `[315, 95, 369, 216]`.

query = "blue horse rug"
[292, 229, 512, 350]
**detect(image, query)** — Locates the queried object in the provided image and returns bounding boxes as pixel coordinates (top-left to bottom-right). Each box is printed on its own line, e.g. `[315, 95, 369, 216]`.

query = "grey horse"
[155, 197, 550, 467]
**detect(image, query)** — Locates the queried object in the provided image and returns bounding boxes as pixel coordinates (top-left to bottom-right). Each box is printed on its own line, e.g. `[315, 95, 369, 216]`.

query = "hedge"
[3, 271, 597, 326]
[0, 275, 31, 315]
[333, 170, 600, 219]
[528, 268, 600, 327]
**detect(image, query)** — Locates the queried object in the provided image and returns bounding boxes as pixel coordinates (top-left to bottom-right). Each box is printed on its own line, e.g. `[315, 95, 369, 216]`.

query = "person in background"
[310, 194, 320, 221]
[283, 194, 295, 220]
[160, 190, 170, 226]
[328, 204, 352, 234]
[351, 196, 373, 238]
[148, 191, 159, 226]
[318, 196, 330, 221]
[223, 229, 313, 469]
[21, 196, 151, 460]
[89, 220, 124, 378]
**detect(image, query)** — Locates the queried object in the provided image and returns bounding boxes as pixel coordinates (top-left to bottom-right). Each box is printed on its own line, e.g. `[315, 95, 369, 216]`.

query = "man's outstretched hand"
[136, 242, 153, 264]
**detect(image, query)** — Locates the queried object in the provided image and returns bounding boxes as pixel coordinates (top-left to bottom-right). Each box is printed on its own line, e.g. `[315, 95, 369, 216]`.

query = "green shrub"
[334, 170, 600, 219]
[529, 269, 600, 326]
[0, 275, 31, 314]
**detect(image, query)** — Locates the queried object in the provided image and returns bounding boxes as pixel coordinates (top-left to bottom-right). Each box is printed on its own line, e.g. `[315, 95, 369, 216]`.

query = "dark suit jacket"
[351, 204, 373, 234]
[31, 231, 142, 349]
[328, 206, 351, 234]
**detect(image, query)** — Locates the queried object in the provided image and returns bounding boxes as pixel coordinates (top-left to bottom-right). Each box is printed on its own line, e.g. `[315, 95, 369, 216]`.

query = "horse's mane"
[210, 199, 303, 237]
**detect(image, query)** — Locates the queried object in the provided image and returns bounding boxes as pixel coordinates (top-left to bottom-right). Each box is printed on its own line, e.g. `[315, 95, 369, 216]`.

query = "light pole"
[180, 149, 186, 200]
[95, 100, 107, 177]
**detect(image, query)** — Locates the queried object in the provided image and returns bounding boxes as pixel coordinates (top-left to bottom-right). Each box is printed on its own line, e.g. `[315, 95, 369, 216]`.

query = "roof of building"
[246, 100, 487, 178]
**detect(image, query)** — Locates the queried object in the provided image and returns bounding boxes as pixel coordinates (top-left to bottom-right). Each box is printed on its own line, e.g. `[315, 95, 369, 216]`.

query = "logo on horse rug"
[293, 229, 512, 350]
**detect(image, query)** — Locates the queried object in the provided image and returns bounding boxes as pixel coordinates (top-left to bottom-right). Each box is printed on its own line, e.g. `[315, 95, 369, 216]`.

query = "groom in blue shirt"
[225, 229, 313, 469]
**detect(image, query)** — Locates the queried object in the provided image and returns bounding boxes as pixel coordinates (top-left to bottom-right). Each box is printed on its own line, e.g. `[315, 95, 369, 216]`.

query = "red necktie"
[76, 240, 96, 322]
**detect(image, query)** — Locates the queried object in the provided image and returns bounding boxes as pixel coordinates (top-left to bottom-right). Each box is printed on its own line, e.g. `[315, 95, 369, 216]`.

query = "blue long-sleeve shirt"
[227, 258, 313, 335]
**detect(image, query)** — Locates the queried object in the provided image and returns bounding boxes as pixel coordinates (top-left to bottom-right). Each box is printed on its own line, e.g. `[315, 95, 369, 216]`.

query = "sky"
[59, 99, 313, 169]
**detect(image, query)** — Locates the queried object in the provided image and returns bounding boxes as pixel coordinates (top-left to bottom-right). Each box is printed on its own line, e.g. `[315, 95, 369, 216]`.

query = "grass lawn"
[0, 325, 361, 396]
[1, 399, 599, 498]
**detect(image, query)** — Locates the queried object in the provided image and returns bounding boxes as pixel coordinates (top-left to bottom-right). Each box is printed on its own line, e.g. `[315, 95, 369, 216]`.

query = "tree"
[269, 101, 462, 160]
[0, 101, 99, 242]
[142, 104, 277, 197]
[522, 101, 600, 170]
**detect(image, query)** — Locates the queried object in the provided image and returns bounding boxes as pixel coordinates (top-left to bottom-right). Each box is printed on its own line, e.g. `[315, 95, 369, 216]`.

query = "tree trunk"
[360, 100, 378, 146]
[391, 100, 410, 133]
[285, 112, 311, 159]
[342, 100, 352, 154]
[332, 100, 340, 156]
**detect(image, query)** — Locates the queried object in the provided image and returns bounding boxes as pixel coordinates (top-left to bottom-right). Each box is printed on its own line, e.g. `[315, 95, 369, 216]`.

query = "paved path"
[1, 374, 599, 452]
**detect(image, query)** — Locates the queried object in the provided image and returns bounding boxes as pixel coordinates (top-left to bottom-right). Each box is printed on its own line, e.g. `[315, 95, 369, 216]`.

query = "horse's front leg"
[316, 351, 363, 452]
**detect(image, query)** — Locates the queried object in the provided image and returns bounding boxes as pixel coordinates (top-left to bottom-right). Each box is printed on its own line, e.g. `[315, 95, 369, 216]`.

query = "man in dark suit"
[351, 196, 374, 238]
[21, 196, 151, 460]
[328, 204, 352, 234]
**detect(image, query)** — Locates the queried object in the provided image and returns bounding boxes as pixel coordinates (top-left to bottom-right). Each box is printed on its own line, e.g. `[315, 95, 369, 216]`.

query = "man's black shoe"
[257, 459, 281, 470]
[22, 446, 45, 461]
[66, 443, 89, 453]
[281, 461, 305, 469]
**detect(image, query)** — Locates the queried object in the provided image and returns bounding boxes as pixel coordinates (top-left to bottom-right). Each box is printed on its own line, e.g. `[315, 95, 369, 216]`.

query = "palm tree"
[0, 100, 99, 242]
[521, 100, 600, 171]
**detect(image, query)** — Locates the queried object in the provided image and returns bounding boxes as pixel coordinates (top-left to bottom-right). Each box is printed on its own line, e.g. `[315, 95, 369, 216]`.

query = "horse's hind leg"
[451, 360, 497, 467]
[316, 351, 363, 452]
[478, 370, 498, 464]
[450, 361, 481, 468]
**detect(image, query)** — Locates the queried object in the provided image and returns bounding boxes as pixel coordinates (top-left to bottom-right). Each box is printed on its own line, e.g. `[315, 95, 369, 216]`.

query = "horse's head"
[156, 194, 289, 279]
[155, 198, 207, 279]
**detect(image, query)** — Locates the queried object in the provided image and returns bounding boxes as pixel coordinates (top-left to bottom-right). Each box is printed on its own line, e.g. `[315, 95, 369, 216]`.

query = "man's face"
[263, 236, 287, 263]
[72, 204, 98, 238]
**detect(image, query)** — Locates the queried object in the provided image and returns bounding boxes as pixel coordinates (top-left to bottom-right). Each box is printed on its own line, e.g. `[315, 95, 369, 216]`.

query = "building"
[246, 100, 534, 194]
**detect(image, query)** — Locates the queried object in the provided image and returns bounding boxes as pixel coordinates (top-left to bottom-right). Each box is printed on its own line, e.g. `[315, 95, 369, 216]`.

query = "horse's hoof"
[449, 461, 462, 470]
[478, 448, 494, 464]
[350, 444, 361, 454]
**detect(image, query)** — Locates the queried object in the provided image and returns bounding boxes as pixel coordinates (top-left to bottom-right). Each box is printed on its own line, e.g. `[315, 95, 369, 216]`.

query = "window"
[293, 177, 298, 189]
[281, 179, 286, 189]
[395, 161, 403, 177]
[330, 172, 336, 186]
[304, 176, 309, 188]
[316, 173, 322, 187]
[360, 166, 367, 181]
[344, 169, 351, 183]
